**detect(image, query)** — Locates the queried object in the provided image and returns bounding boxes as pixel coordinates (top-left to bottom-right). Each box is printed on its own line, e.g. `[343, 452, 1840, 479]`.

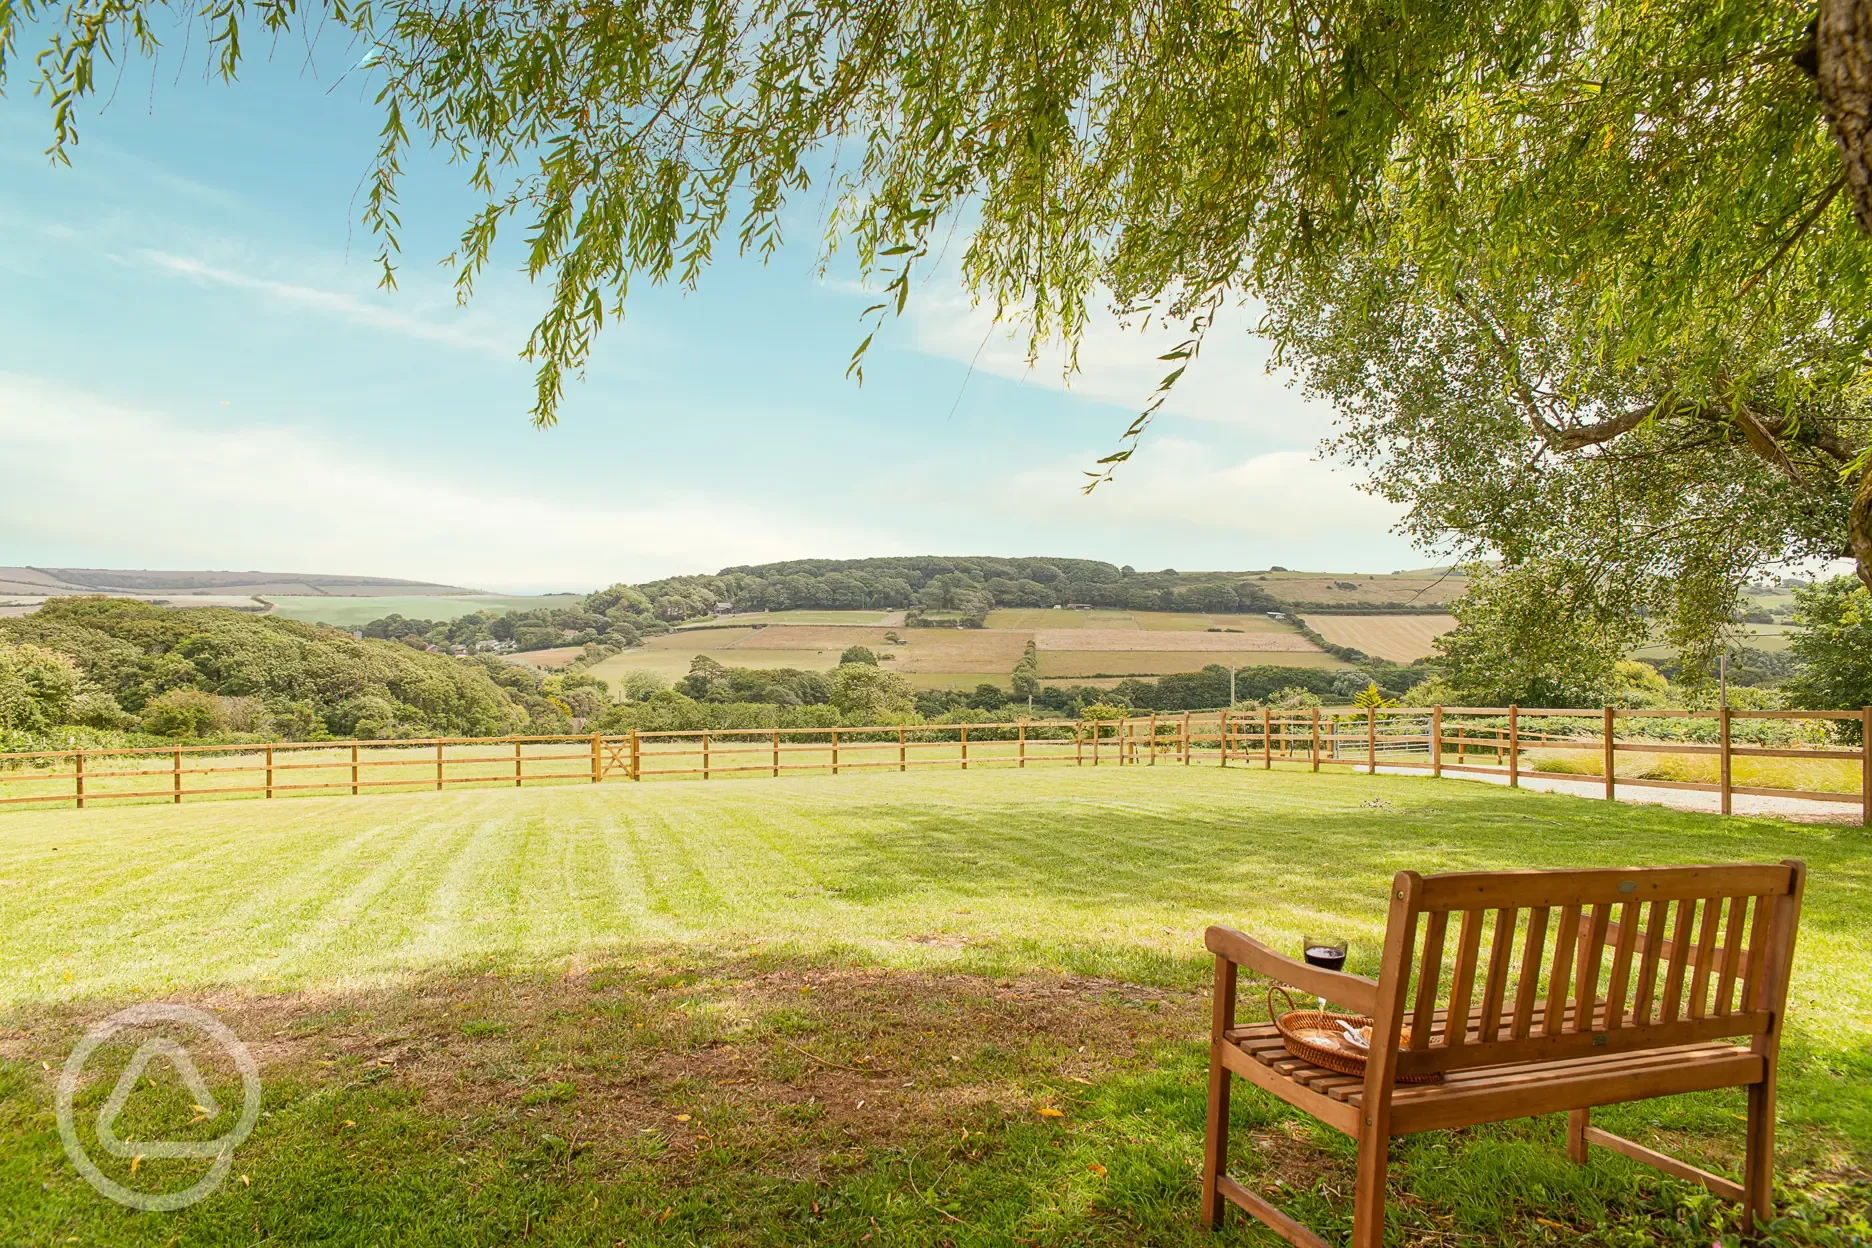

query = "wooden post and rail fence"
[2, 705, 1868, 824]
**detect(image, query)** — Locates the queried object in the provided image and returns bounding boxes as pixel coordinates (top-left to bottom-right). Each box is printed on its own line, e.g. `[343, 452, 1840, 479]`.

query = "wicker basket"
[1266, 986, 1443, 1084]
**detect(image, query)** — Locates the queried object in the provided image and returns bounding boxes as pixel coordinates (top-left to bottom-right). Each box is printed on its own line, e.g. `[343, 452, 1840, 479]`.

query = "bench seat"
[1226, 1020, 1763, 1134]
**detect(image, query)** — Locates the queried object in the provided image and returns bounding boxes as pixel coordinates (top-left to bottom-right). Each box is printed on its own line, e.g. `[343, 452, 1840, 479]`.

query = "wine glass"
[1303, 934, 1348, 1011]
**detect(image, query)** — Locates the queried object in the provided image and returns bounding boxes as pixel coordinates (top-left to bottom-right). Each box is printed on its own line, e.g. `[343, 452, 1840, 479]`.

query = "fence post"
[1263, 708, 1272, 769]
[1430, 707, 1443, 778]
[1862, 707, 1871, 828]
[436, 740, 445, 791]
[515, 739, 524, 787]
[1183, 711, 1192, 764]
[74, 749, 85, 810]
[1508, 705, 1519, 788]
[1148, 712, 1157, 765]
[1219, 712, 1229, 767]
[1719, 705, 1733, 815]
[897, 726, 905, 773]
[776, 729, 783, 777]
[703, 732, 712, 780]
[631, 730, 641, 781]
[1602, 706, 1615, 801]
[352, 742, 361, 796]
[1019, 722, 1027, 768]
[1367, 708, 1377, 774]
[1310, 707, 1321, 772]
[832, 728, 840, 775]
[959, 725, 968, 770]
[1075, 722, 1084, 767]
[591, 732, 602, 783]
[1092, 721, 1100, 766]
[173, 748, 182, 804]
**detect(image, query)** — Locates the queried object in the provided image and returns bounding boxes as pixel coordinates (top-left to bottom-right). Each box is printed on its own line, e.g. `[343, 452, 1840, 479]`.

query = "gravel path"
[1373, 763, 1864, 823]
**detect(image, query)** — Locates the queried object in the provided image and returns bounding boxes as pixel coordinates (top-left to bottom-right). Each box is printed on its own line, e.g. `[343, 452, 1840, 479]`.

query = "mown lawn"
[0, 767, 1866, 1245]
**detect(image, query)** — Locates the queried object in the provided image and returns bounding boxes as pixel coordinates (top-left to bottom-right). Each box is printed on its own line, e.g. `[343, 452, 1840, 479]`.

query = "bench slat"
[1509, 906, 1549, 1039]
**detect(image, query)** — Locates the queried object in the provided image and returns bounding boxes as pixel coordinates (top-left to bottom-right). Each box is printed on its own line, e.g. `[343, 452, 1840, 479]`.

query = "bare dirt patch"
[1, 957, 1205, 1184]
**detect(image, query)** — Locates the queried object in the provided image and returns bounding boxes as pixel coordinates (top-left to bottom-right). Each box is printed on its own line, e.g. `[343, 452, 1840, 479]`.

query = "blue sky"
[0, 30, 1421, 592]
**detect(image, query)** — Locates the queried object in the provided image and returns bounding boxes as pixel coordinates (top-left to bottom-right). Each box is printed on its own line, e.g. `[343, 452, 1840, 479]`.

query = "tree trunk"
[1819, 0, 1872, 235]
[1852, 460, 1872, 592]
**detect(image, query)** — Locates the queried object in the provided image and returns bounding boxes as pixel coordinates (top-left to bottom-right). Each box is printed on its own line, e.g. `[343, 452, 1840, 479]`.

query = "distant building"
[1266, 611, 1285, 619]
[712, 602, 735, 615]
[1065, 603, 1093, 610]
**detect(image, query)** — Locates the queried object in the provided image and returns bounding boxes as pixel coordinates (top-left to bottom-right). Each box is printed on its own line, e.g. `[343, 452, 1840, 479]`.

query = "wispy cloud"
[994, 438, 1416, 566]
[0, 374, 898, 591]
[882, 280, 1334, 443]
[137, 250, 514, 357]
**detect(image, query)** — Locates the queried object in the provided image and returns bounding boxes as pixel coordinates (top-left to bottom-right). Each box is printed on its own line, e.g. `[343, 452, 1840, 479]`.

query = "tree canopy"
[9, 0, 1872, 660]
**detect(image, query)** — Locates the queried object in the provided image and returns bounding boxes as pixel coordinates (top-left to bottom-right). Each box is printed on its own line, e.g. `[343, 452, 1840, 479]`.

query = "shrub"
[141, 688, 227, 738]
[0, 642, 79, 732]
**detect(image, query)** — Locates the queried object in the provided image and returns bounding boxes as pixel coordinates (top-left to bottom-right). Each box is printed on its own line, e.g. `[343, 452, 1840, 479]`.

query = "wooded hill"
[590, 557, 1463, 624]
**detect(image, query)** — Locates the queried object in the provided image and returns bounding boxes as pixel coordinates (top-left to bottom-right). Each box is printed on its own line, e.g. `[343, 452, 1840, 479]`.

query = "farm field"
[1305, 613, 1457, 662]
[1036, 649, 1349, 677]
[689, 609, 904, 628]
[1252, 566, 1468, 607]
[983, 608, 1147, 629]
[264, 593, 584, 626]
[583, 609, 1336, 690]
[1633, 623, 1795, 661]
[585, 647, 840, 684]
[503, 645, 587, 668]
[1, 769, 1865, 1246]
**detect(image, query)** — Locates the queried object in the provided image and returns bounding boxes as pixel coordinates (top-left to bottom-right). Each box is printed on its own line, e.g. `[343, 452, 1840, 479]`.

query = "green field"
[263, 594, 585, 626]
[2, 769, 1865, 1245]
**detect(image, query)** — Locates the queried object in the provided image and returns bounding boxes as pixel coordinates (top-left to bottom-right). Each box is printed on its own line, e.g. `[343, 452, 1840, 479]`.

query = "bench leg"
[1351, 1128, 1389, 1248]
[1744, 1080, 1775, 1232]
[1567, 1108, 1589, 1164]
[1201, 1039, 1231, 1228]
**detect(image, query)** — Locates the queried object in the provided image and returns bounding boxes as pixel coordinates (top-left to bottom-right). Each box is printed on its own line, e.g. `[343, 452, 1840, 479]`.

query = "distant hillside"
[598, 557, 1466, 620]
[0, 567, 478, 598]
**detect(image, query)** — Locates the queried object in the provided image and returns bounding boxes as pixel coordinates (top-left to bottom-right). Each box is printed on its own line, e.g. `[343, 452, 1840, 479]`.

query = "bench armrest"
[1205, 925, 1380, 1018]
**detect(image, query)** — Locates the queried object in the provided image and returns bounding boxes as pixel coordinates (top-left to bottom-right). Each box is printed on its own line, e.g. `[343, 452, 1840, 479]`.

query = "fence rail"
[2, 705, 1867, 823]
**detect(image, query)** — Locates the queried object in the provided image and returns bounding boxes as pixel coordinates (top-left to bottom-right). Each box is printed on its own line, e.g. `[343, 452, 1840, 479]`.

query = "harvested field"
[585, 648, 838, 684]
[1251, 567, 1468, 607]
[1036, 650, 1348, 677]
[1305, 614, 1456, 662]
[892, 630, 1034, 673]
[983, 609, 1139, 629]
[646, 627, 758, 649]
[1132, 613, 1290, 632]
[729, 625, 899, 650]
[1033, 628, 1317, 652]
[499, 645, 586, 668]
[700, 609, 898, 627]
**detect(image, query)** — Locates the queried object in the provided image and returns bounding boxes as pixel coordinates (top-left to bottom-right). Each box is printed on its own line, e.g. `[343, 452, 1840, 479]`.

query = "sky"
[0, 25, 1424, 593]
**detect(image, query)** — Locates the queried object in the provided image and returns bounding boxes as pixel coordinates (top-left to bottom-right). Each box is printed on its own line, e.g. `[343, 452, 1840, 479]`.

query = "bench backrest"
[1377, 861, 1806, 1079]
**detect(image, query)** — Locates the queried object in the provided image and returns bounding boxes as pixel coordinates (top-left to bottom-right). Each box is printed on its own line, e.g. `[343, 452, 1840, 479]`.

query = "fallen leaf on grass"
[1088, 1163, 1106, 1176]
[1038, 1107, 1064, 1118]
[130, 1155, 142, 1175]
[674, 1114, 691, 1122]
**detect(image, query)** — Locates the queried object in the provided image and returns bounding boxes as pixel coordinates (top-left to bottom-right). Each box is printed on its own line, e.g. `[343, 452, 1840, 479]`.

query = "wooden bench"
[1201, 861, 1807, 1246]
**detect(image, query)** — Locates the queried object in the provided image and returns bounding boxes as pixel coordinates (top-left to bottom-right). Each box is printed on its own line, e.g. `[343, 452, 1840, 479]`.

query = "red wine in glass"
[1303, 935, 1347, 972]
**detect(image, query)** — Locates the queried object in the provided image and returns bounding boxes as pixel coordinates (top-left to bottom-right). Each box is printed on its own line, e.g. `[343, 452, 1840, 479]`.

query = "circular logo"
[56, 1004, 262, 1211]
